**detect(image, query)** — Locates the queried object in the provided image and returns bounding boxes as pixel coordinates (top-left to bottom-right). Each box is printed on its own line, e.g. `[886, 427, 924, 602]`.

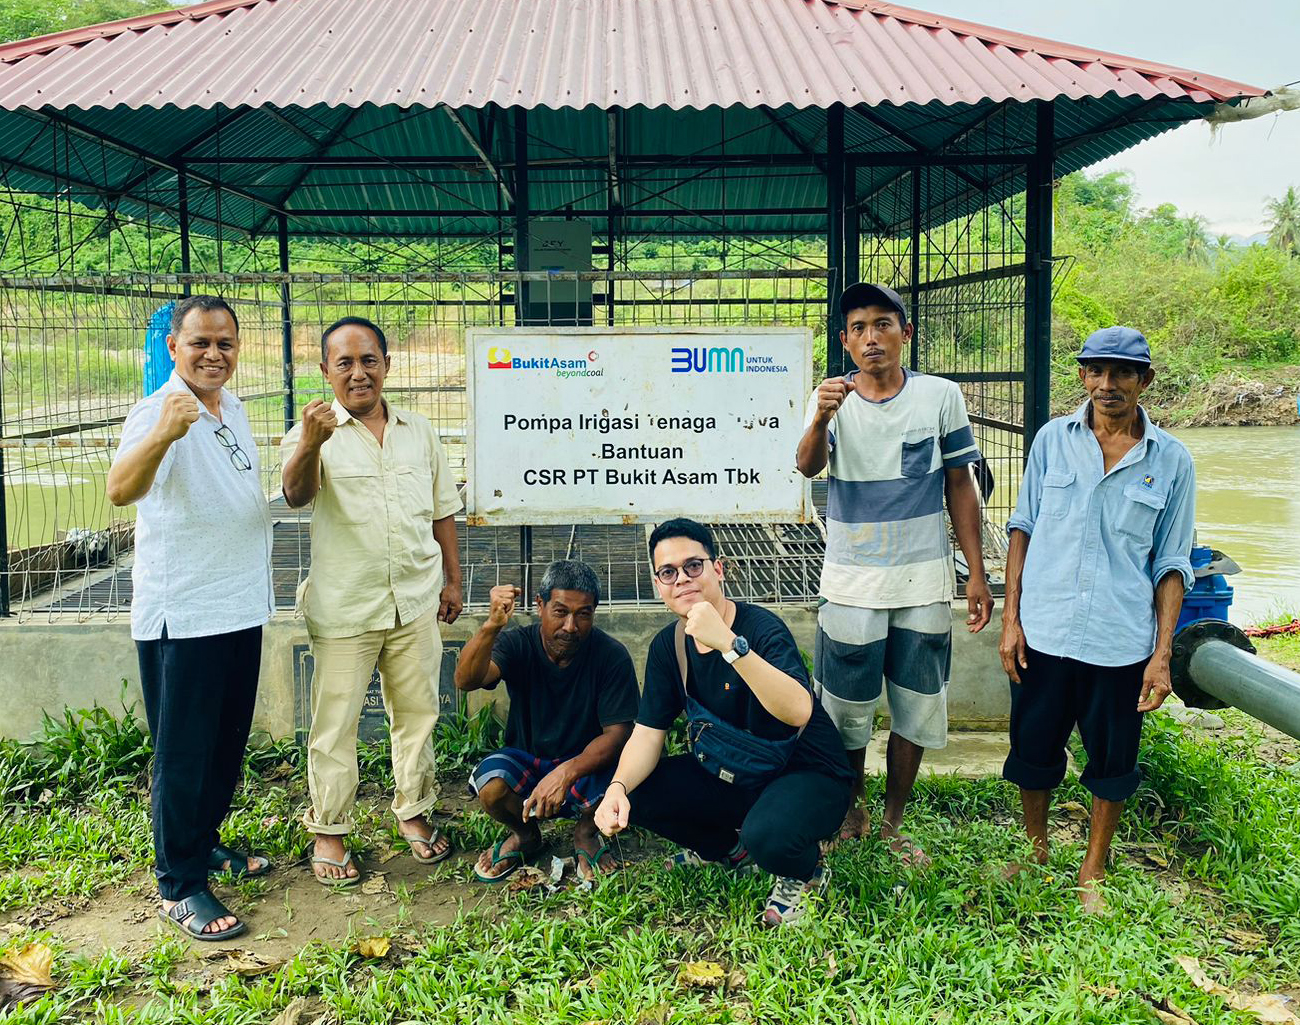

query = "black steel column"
[178, 163, 192, 296]
[513, 108, 533, 597]
[0, 442, 9, 616]
[513, 109, 530, 328]
[278, 213, 295, 432]
[825, 104, 846, 378]
[1023, 99, 1055, 453]
[909, 168, 922, 370]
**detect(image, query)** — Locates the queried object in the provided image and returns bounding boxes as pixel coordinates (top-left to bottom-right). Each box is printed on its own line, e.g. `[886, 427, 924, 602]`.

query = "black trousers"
[1002, 645, 1148, 803]
[629, 754, 851, 881]
[136, 625, 262, 900]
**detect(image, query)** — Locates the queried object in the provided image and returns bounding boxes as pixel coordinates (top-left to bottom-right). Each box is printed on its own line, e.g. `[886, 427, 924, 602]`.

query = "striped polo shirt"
[806, 370, 981, 609]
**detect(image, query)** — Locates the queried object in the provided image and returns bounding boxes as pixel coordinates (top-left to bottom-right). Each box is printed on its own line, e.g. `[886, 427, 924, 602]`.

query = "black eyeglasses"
[213, 425, 252, 472]
[654, 558, 707, 586]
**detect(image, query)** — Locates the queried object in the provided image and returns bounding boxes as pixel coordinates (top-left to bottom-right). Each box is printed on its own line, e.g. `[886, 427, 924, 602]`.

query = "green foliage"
[0, 0, 171, 45]
[0, 698, 1298, 1021]
[1052, 171, 1300, 412]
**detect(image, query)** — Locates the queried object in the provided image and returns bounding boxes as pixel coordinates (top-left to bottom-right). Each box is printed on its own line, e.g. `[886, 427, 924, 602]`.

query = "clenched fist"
[684, 600, 735, 653]
[486, 584, 522, 629]
[155, 391, 200, 442]
[812, 378, 850, 426]
[300, 399, 338, 449]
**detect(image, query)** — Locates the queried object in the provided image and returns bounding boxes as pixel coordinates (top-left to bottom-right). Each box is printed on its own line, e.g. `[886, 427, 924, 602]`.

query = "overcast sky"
[914, 0, 1300, 236]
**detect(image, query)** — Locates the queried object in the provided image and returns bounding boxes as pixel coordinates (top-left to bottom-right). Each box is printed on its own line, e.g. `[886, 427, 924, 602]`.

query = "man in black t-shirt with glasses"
[456, 560, 639, 883]
[595, 518, 853, 927]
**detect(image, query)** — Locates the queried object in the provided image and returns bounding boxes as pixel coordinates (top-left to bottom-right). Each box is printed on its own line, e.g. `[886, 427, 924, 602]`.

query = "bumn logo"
[670, 346, 745, 373]
[487, 347, 512, 369]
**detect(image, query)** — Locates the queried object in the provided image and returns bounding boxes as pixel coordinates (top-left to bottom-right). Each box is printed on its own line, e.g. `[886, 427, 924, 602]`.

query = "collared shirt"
[1008, 401, 1195, 666]
[805, 370, 982, 609]
[281, 400, 462, 639]
[115, 371, 274, 641]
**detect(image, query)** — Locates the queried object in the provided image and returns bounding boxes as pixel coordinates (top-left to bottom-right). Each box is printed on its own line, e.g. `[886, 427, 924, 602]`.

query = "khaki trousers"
[303, 610, 440, 834]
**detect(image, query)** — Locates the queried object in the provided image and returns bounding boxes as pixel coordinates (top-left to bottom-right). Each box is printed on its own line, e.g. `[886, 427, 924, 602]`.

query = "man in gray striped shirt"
[797, 283, 993, 864]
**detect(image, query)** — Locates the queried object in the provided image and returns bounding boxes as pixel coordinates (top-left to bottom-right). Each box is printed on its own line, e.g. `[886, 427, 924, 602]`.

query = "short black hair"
[537, 559, 600, 606]
[321, 316, 388, 361]
[170, 294, 239, 336]
[647, 517, 717, 565]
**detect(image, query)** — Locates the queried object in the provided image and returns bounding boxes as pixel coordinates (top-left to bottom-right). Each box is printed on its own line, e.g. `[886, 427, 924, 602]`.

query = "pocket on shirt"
[326, 466, 380, 525]
[1039, 469, 1075, 520]
[397, 466, 435, 518]
[1115, 483, 1166, 543]
[900, 429, 937, 478]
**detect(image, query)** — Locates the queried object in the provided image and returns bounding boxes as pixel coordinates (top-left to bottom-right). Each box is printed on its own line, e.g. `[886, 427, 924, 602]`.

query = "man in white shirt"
[108, 295, 274, 942]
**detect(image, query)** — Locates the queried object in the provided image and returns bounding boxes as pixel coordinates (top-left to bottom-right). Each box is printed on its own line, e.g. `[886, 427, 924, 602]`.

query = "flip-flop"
[473, 839, 531, 884]
[399, 827, 453, 866]
[886, 834, 931, 869]
[574, 843, 619, 882]
[311, 849, 363, 887]
[208, 844, 271, 879]
[157, 890, 246, 942]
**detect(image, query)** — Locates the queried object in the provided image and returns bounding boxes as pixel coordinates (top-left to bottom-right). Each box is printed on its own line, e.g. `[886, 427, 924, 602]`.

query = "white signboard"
[466, 327, 813, 525]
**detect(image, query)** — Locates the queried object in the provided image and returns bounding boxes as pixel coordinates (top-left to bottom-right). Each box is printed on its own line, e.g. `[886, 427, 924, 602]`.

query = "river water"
[1174, 426, 1300, 626]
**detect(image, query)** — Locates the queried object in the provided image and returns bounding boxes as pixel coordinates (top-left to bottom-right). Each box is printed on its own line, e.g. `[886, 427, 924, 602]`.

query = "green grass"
[1, 701, 1297, 1023]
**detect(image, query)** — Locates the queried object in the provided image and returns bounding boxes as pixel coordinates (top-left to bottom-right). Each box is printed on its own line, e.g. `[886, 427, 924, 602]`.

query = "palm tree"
[1180, 215, 1209, 264]
[1265, 186, 1300, 257]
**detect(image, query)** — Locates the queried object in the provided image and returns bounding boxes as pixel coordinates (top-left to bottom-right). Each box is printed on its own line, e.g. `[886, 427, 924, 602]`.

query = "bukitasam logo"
[487, 347, 602, 378]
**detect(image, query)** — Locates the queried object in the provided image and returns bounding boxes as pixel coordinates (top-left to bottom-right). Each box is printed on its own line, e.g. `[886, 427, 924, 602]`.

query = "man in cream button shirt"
[281, 316, 463, 884]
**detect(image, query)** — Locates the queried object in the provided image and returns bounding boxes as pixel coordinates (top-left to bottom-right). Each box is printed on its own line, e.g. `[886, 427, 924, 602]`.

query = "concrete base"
[0, 602, 1012, 743]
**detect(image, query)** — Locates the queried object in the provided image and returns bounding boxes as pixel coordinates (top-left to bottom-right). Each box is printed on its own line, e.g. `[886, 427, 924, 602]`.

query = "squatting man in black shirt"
[595, 518, 854, 926]
[455, 559, 639, 883]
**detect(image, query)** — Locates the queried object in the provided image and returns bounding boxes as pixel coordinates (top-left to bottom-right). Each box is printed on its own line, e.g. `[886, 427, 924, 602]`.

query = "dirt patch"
[2, 804, 657, 971]
[1169, 375, 1300, 428]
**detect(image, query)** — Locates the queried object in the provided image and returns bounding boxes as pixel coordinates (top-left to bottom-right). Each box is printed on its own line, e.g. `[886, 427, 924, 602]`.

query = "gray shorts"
[813, 600, 952, 750]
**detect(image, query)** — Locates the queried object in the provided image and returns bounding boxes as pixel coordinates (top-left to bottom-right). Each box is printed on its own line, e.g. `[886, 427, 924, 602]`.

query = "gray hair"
[537, 559, 600, 606]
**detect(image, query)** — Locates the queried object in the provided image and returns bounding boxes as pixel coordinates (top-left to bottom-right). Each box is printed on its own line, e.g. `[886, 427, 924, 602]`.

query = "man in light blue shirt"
[999, 326, 1194, 913]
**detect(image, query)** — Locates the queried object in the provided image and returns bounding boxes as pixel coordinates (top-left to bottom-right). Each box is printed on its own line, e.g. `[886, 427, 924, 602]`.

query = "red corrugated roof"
[0, 0, 1265, 112]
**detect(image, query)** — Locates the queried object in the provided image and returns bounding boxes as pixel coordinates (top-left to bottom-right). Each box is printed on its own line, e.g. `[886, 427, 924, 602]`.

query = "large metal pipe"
[1170, 619, 1300, 740]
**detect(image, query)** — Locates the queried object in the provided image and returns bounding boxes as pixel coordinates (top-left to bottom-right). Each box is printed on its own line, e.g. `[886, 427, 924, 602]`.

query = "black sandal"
[208, 843, 271, 879]
[157, 890, 247, 942]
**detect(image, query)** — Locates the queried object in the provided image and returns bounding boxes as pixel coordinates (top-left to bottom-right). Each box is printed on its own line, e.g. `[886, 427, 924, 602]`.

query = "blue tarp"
[143, 302, 175, 395]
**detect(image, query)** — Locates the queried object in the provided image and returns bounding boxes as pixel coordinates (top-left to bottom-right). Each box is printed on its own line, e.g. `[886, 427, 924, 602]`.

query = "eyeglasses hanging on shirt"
[213, 425, 253, 472]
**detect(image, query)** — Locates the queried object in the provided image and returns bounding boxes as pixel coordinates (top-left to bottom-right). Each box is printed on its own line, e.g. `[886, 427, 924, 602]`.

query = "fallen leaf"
[0, 944, 54, 987]
[225, 950, 284, 977]
[1142, 847, 1170, 868]
[1149, 996, 1200, 1025]
[1225, 928, 1267, 950]
[360, 874, 389, 895]
[379, 848, 401, 864]
[1059, 801, 1089, 821]
[0, 944, 56, 1011]
[270, 996, 309, 1025]
[1177, 956, 1300, 1024]
[678, 961, 727, 989]
[355, 936, 390, 960]
[726, 969, 747, 993]
[1082, 983, 1121, 998]
[826, 952, 838, 980]
[634, 1004, 672, 1025]
[507, 866, 548, 893]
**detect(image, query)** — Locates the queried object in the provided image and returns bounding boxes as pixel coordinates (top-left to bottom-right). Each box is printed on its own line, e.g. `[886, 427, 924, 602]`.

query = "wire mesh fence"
[2, 172, 1038, 621]
[1, 268, 847, 620]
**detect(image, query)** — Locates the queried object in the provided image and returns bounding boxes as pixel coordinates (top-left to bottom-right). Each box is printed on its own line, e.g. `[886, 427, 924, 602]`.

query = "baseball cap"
[1077, 326, 1152, 367]
[839, 282, 907, 325]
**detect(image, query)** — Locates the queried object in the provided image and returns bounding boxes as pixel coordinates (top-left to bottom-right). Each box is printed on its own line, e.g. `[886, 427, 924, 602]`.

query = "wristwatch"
[722, 635, 751, 664]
